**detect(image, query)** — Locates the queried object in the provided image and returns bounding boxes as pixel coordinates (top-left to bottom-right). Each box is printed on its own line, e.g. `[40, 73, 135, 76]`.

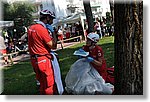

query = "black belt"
[31, 54, 44, 58]
[30, 54, 53, 60]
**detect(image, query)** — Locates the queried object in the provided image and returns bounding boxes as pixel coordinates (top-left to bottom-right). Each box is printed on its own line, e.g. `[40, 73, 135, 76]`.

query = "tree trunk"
[114, 1, 143, 95]
[83, 0, 94, 33]
[109, 0, 114, 25]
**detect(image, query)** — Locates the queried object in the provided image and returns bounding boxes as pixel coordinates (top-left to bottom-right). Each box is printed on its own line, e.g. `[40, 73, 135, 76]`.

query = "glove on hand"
[86, 57, 94, 62]
[77, 48, 85, 59]
[78, 48, 85, 52]
[46, 24, 54, 33]
[78, 55, 82, 59]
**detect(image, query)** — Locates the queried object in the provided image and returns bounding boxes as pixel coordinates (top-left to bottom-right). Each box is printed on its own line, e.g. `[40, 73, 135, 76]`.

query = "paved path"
[55, 41, 80, 50]
[0, 41, 82, 68]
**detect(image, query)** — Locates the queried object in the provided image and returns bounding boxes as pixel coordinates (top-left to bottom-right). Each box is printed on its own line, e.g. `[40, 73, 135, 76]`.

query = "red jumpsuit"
[28, 24, 56, 94]
[83, 45, 107, 81]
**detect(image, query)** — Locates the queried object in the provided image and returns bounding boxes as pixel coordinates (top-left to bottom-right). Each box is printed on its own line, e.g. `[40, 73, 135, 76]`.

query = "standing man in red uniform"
[28, 9, 57, 95]
[82, 33, 107, 81]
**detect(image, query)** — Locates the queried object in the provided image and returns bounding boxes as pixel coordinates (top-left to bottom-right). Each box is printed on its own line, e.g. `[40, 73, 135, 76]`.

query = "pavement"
[56, 41, 81, 50]
[0, 41, 81, 68]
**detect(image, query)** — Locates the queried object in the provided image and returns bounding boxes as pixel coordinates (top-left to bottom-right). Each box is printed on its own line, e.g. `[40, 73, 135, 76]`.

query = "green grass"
[2, 62, 39, 95]
[1, 36, 114, 95]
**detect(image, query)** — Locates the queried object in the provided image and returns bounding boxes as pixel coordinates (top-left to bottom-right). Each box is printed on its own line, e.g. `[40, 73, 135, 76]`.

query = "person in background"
[100, 21, 105, 37]
[0, 33, 9, 65]
[78, 21, 84, 39]
[75, 22, 84, 41]
[71, 23, 76, 37]
[94, 18, 102, 39]
[20, 26, 28, 43]
[57, 26, 64, 46]
[65, 24, 70, 39]
[75, 22, 80, 39]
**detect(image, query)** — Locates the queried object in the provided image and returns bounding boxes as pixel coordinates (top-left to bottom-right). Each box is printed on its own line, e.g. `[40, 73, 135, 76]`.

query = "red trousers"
[31, 56, 56, 95]
[0, 49, 7, 54]
[58, 34, 63, 40]
[66, 32, 70, 39]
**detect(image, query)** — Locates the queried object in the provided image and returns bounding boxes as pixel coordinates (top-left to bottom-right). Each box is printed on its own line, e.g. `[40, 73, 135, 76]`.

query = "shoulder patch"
[98, 52, 102, 57]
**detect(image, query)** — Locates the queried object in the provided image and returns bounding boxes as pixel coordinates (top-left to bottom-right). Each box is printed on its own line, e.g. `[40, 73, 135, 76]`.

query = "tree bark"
[83, 0, 94, 33]
[114, 1, 143, 95]
[109, 0, 114, 25]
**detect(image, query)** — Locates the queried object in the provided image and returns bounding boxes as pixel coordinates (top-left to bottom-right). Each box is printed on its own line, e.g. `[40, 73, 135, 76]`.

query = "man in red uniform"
[82, 33, 107, 81]
[28, 9, 57, 95]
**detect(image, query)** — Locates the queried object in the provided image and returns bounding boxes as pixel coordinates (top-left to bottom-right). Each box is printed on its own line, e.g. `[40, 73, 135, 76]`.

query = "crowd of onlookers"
[54, 17, 114, 43]
[0, 28, 28, 65]
[0, 28, 27, 54]
[93, 17, 114, 38]
[53, 21, 84, 43]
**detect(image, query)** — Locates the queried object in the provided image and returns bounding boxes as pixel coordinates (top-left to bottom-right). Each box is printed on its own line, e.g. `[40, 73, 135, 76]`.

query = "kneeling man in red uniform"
[83, 33, 107, 81]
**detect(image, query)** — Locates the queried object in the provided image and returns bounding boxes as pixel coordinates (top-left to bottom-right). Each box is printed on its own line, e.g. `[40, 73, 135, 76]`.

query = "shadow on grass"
[1, 42, 114, 95]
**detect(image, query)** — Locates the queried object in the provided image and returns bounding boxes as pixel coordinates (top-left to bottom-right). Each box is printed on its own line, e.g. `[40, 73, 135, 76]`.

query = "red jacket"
[28, 24, 52, 55]
[83, 45, 107, 81]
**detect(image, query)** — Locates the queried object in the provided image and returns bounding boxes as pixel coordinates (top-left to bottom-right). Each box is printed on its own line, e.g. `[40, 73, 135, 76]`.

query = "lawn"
[1, 36, 114, 95]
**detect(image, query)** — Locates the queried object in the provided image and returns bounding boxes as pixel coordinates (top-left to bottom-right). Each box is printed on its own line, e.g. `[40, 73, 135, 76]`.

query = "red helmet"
[40, 9, 56, 19]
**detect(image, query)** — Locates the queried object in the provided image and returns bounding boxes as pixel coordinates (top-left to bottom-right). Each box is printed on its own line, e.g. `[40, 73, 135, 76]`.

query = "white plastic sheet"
[51, 52, 64, 95]
[65, 58, 114, 95]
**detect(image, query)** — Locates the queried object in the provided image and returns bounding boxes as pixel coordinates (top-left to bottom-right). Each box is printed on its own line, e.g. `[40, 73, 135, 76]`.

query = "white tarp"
[63, 14, 81, 24]
[52, 13, 86, 31]
[52, 14, 81, 26]
[53, 0, 67, 19]
[42, 0, 67, 19]
[62, 13, 85, 24]
[65, 58, 114, 95]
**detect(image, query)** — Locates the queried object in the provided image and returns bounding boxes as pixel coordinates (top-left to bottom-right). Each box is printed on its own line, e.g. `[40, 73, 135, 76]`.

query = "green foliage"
[3, 1, 35, 37]
[3, 2, 36, 27]
[2, 1, 36, 38]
